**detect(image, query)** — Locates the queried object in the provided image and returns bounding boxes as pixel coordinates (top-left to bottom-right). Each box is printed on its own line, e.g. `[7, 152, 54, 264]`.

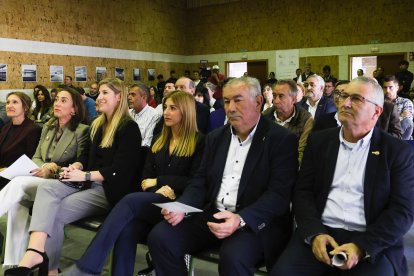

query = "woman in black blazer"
[0, 92, 41, 189]
[66, 90, 204, 276]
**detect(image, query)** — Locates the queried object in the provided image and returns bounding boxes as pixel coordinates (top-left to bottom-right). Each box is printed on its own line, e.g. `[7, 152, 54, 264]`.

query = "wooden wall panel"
[187, 0, 414, 55]
[0, 0, 187, 55]
[299, 56, 339, 80]
[0, 51, 190, 89]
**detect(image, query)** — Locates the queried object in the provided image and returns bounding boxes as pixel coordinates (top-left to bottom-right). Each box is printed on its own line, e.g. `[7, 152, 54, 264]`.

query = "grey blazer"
[32, 119, 90, 168]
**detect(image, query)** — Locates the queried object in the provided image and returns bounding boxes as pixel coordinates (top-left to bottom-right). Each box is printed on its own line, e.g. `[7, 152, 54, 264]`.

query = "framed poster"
[115, 67, 124, 81]
[75, 66, 87, 81]
[0, 64, 7, 82]
[133, 68, 140, 81]
[22, 65, 37, 82]
[50, 65, 63, 82]
[147, 69, 155, 81]
[96, 67, 107, 82]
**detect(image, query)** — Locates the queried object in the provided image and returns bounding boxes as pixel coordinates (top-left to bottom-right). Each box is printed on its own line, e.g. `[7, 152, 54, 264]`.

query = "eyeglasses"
[334, 91, 378, 106]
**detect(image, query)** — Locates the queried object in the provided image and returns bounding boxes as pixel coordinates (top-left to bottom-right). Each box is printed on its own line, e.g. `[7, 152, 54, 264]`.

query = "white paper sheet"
[153, 202, 203, 213]
[0, 154, 38, 180]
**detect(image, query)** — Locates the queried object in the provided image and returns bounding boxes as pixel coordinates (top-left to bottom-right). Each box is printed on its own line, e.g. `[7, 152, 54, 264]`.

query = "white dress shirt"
[215, 123, 259, 212]
[306, 98, 320, 119]
[322, 127, 374, 232]
[129, 105, 161, 147]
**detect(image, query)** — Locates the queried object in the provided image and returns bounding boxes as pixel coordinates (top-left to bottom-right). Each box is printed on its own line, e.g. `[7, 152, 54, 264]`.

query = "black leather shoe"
[4, 248, 49, 276]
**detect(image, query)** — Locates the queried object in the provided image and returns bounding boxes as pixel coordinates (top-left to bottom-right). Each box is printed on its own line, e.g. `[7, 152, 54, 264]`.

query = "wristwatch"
[85, 171, 91, 181]
[239, 216, 246, 229]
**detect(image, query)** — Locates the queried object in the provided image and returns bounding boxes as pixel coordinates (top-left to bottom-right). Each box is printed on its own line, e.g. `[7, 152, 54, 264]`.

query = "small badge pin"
[371, 151, 380, 155]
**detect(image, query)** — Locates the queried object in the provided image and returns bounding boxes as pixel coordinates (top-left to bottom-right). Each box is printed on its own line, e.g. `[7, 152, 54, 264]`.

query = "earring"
[70, 112, 76, 116]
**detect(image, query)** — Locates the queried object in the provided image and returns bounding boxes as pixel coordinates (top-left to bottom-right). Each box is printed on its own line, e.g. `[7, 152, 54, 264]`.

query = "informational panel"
[276, 49, 299, 80]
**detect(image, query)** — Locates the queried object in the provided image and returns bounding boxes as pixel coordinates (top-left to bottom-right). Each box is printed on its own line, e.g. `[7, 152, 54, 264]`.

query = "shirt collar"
[230, 117, 260, 144]
[274, 106, 296, 125]
[339, 126, 373, 151]
[130, 104, 149, 116]
[306, 98, 320, 107]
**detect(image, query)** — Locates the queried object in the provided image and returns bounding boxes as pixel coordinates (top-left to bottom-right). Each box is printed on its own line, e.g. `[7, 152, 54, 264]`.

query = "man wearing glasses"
[300, 74, 337, 121]
[272, 77, 414, 276]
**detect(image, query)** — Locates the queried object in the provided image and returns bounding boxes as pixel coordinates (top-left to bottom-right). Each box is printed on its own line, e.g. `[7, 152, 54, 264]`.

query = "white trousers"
[0, 176, 60, 266]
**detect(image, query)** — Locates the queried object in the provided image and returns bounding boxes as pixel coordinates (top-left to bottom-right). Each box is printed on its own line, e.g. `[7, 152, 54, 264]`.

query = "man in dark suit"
[301, 63, 314, 81]
[148, 77, 299, 275]
[300, 74, 337, 121]
[175, 77, 210, 133]
[272, 77, 414, 276]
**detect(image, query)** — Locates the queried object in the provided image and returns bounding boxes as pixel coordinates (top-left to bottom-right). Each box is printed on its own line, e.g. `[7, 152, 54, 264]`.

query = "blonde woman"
[65, 90, 204, 275]
[5, 78, 143, 276]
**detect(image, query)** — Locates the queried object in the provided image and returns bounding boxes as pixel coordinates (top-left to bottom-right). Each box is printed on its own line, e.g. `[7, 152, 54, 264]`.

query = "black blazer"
[300, 96, 337, 121]
[294, 127, 414, 276]
[0, 118, 41, 167]
[88, 118, 144, 205]
[143, 134, 205, 197]
[179, 116, 299, 268]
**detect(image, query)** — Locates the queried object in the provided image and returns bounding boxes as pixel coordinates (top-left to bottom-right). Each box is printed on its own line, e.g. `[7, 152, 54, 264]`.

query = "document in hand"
[153, 202, 203, 213]
[0, 154, 38, 180]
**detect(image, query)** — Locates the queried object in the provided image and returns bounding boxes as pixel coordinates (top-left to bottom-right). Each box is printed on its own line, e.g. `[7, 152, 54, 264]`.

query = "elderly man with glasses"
[272, 76, 414, 276]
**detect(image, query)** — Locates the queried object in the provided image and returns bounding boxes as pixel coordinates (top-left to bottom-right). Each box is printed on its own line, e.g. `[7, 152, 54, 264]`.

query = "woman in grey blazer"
[5, 78, 143, 276]
[0, 87, 89, 268]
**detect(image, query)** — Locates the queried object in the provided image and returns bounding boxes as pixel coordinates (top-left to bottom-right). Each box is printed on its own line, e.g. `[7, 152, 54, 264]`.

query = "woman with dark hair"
[64, 90, 204, 275]
[0, 92, 41, 189]
[0, 87, 89, 269]
[5, 78, 143, 276]
[30, 86, 53, 127]
[148, 86, 158, 108]
[195, 86, 211, 108]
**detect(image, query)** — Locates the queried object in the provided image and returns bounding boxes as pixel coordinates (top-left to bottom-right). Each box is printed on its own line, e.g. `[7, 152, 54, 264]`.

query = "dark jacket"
[144, 134, 205, 197]
[88, 118, 143, 205]
[0, 118, 41, 167]
[300, 96, 337, 121]
[179, 116, 299, 268]
[295, 127, 414, 276]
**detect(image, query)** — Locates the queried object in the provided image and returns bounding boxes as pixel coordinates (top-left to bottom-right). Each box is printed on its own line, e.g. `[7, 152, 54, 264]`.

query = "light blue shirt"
[321, 127, 374, 232]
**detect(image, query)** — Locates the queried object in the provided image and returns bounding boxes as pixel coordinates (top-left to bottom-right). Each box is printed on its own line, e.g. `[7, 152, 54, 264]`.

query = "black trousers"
[271, 229, 394, 276]
[147, 210, 265, 276]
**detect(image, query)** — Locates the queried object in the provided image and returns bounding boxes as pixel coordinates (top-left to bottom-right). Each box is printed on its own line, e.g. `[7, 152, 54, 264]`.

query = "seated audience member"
[313, 80, 403, 138]
[147, 77, 299, 275]
[272, 77, 414, 276]
[395, 60, 413, 95]
[64, 75, 74, 87]
[30, 86, 53, 127]
[148, 86, 158, 108]
[74, 86, 98, 124]
[208, 65, 225, 100]
[50, 88, 58, 102]
[296, 82, 305, 102]
[166, 70, 177, 84]
[155, 80, 176, 115]
[0, 102, 9, 131]
[263, 80, 313, 163]
[293, 68, 302, 83]
[194, 86, 211, 109]
[128, 83, 161, 147]
[261, 83, 273, 112]
[193, 70, 204, 92]
[357, 69, 364, 77]
[322, 65, 338, 84]
[383, 75, 413, 140]
[205, 81, 224, 111]
[64, 90, 204, 275]
[87, 82, 99, 101]
[267, 72, 277, 85]
[156, 74, 166, 104]
[0, 87, 89, 268]
[301, 63, 314, 81]
[0, 92, 41, 189]
[4, 78, 143, 276]
[375, 67, 385, 87]
[323, 79, 336, 99]
[300, 74, 337, 121]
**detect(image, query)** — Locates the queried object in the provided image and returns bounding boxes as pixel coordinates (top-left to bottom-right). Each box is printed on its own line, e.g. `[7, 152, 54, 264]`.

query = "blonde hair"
[90, 78, 130, 148]
[152, 90, 198, 157]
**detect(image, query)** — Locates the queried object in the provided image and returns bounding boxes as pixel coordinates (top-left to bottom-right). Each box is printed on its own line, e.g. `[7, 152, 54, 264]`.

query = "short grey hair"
[130, 83, 150, 103]
[351, 77, 384, 107]
[275, 79, 298, 97]
[224, 76, 261, 99]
